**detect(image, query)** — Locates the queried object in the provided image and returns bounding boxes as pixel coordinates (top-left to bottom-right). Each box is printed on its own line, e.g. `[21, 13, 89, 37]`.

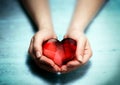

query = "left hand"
[61, 29, 92, 73]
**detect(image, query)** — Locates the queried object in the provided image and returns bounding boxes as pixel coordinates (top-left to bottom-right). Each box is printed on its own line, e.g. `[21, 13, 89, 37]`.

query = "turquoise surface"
[0, 0, 120, 85]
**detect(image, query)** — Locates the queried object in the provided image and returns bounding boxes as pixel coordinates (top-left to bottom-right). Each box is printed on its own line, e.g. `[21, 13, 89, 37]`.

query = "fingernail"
[78, 55, 83, 62]
[36, 51, 41, 58]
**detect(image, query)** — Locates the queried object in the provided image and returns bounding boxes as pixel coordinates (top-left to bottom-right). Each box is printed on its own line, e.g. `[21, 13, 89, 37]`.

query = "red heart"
[42, 38, 77, 66]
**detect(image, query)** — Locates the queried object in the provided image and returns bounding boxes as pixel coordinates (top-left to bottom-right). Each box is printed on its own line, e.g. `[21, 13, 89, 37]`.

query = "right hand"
[28, 29, 60, 73]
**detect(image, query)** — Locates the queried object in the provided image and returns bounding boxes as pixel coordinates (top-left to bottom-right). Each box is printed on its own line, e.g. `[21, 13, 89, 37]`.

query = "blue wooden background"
[0, 0, 120, 85]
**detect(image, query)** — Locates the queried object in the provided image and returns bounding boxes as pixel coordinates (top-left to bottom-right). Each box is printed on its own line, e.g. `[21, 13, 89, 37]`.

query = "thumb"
[33, 38, 43, 58]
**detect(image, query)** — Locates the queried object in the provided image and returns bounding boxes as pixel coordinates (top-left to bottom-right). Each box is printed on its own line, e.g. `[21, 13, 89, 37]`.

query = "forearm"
[69, 0, 106, 32]
[22, 0, 53, 30]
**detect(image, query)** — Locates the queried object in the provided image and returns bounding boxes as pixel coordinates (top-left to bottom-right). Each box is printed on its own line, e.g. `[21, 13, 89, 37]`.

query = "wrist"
[37, 24, 54, 31]
[67, 26, 85, 34]
[37, 26, 55, 35]
[68, 18, 89, 33]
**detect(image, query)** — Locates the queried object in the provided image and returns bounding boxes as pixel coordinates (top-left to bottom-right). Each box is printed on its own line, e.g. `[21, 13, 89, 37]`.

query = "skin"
[22, 0, 105, 73]
[62, 0, 105, 73]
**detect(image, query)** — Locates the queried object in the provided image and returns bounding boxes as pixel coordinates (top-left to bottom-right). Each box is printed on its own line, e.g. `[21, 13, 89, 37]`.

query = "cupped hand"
[28, 29, 60, 73]
[61, 29, 92, 73]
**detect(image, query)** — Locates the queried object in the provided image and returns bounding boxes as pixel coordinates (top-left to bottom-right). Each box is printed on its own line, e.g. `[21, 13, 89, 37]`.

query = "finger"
[61, 60, 80, 73]
[40, 56, 55, 67]
[61, 65, 67, 73]
[65, 60, 82, 73]
[39, 63, 60, 73]
[81, 54, 90, 65]
[39, 56, 61, 72]
[33, 56, 55, 72]
[67, 60, 81, 68]
[76, 39, 86, 62]
[85, 41, 92, 57]
[33, 34, 57, 58]
[28, 38, 32, 53]
[28, 39, 33, 55]
[82, 42, 92, 65]
[28, 39, 36, 59]
[35, 56, 58, 73]
[33, 36, 43, 58]
[36, 61, 56, 73]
